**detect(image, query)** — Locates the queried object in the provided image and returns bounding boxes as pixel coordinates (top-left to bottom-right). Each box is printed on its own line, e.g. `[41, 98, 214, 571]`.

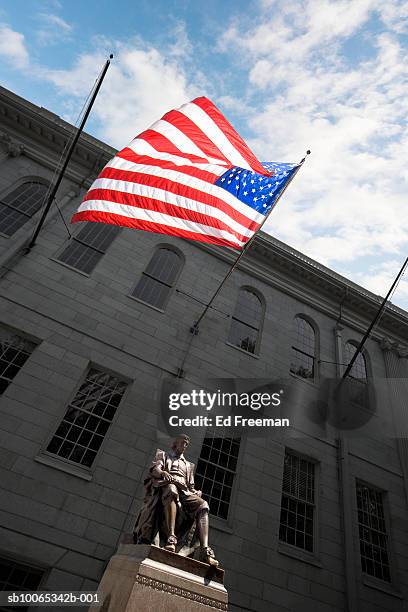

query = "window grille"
[344, 342, 367, 380]
[0, 557, 44, 612]
[57, 222, 121, 274]
[356, 483, 391, 582]
[228, 288, 263, 354]
[194, 431, 240, 520]
[279, 451, 315, 552]
[131, 247, 183, 309]
[290, 316, 316, 379]
[0, 329, 36, 395]
[0, 181, 48, 236]
[344, 342, 368, 404]
[46, 368, 127, 468]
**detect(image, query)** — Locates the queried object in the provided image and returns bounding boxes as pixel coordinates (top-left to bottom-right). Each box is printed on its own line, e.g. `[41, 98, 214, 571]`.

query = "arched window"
[290, 316, 316, 379]
[57, 222, 121, 274]
[344, 342, 368, 381]
[228, 288, 264, 354]
[131, 247, 183, 310]
[0, 181, 48, 236]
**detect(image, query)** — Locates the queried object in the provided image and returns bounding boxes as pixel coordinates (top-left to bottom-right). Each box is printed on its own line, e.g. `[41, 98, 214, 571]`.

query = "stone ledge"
[117, 543, 225, 585]
[94, 543, 228, 612]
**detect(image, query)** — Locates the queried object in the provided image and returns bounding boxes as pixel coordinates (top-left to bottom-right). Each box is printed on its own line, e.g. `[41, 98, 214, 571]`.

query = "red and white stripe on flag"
[72, 97, 271, 249]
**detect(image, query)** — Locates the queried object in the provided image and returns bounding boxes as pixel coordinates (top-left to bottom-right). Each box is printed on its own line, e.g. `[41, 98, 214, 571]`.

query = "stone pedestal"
[93, 544, 228, 612]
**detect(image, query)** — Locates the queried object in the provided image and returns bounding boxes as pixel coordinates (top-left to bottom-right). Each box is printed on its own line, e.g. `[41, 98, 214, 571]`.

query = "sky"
[1, 0, 407, 310]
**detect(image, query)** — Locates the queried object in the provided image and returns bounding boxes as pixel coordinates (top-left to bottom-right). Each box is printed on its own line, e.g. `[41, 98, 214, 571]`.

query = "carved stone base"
[92, 543, 228, 612]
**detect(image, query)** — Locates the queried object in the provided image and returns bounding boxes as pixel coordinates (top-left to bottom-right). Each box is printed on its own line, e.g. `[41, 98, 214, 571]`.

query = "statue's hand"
[161, 471, 173, 482]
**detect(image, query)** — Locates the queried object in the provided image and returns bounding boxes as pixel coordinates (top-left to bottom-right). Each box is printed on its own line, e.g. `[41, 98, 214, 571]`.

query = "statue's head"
[172, 434, 190, 455]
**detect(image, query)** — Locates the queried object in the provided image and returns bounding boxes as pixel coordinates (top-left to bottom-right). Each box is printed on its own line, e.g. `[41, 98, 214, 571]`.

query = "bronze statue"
[134, 434, 218, 566]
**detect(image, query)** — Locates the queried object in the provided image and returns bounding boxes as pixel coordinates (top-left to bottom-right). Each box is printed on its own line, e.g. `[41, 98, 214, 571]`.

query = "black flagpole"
[26, 54, 113, 252]
[176, 150, 311, 377]
[341, 256, 408, 380]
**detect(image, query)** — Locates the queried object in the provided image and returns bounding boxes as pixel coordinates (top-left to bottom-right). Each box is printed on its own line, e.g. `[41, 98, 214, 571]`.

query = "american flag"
[72, 97, 299, 249]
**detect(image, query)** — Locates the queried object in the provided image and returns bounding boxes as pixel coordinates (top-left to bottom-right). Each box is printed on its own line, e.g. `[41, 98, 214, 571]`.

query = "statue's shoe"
[196, 546, 219, 567]
[164, 535, 177, 552]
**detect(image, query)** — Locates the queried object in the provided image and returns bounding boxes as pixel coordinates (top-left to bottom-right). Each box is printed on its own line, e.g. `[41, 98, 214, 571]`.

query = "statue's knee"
[162, 484, 179, 506]
[198, 501, 209, 514]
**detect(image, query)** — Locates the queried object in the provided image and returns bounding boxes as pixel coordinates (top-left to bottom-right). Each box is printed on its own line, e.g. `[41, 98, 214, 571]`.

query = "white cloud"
[40, 39, 200, 147]
[345, 260, 408, 305]
[219, 0, 408, 308]
[36, 13, 73, 46]
[167, 21, 193, 58]
[0, 23, 29, 69]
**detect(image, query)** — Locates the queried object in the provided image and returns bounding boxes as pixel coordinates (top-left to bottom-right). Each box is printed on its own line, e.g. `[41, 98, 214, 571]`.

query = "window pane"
[228, 319, 258, 354]
[294, 317, 315, 354]
[132, 275, 170, 309]
[290, 348, 314, 379]
[233, 289, 262, 328]
[356, 483, 390, 582]
[46, 369, 127, 468]
[228, 289, 263, 354]
[145, 248, 182, 285]
[0, 205, 28, 237]
[57, 223, 121, 273]
[75, 222, 121, 252]
[345, 343, 367, 380]
[0, 557, 44, 611]
[291, 317, 316, 379]
[132, 248, 183, 309]
[279, 452, 315, 552]
[195, 431, 240, 520]
[0, 329, 36, 394]
[0, 182, 48, 236]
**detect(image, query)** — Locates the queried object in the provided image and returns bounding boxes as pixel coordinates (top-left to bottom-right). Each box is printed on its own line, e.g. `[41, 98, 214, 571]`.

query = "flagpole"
[341, 255, 408, 380]
[176, 150, 310, 376]
[26, 54, 113, 252]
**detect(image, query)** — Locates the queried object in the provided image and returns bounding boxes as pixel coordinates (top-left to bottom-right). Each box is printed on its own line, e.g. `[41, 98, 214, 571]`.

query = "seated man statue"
[134, 434, 218, 566]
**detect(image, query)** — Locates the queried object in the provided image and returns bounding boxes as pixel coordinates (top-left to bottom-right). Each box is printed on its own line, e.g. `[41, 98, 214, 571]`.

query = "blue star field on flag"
[215, 161, 299, 216]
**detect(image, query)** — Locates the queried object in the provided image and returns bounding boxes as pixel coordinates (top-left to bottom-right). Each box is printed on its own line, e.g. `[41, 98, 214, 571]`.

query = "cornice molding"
[0, 86, 115, 182]
[192, 238, 408, 343]
[0, 130, 25, 157]
[380, 337, 408, 358]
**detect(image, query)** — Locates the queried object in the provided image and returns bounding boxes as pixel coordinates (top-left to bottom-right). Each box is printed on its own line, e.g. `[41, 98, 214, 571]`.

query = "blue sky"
[1, 0, 407, 310]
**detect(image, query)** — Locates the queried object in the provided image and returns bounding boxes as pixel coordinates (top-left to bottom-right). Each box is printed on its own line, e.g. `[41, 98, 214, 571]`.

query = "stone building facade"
[0, 85, 407, 612]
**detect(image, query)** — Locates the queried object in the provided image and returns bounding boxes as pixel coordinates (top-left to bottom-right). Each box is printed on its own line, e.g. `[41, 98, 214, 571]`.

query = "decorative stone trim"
[380, 337, 408, 357]
[136, 575, 227, 610]
[0, 131, 24, 157]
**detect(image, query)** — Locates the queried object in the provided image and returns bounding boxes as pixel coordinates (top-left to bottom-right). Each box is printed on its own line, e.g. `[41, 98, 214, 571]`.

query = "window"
[0, 181, 48, 236]
[356, 483, 391, 582]
[57, 222, 121, 274]
[290, 316, 316, 379]
[0, 557, 44, 612]
[194, 431, 240, 520]
[279, 451, 315, 552]
[131, 247, 183, 310]
[344, 342, 367, 380]
[228, 288, 264, 354]
[46, 368, 127, 468]
[0, 328, 36, 395]
[344, 342, 368, 404]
